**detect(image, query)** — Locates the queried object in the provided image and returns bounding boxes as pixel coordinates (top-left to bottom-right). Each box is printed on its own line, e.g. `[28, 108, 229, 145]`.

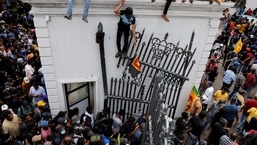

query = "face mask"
[60, 130, 66, 135]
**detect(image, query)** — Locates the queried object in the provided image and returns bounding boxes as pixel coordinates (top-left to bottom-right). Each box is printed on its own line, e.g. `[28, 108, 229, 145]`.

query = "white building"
[24, 0, 248, 117]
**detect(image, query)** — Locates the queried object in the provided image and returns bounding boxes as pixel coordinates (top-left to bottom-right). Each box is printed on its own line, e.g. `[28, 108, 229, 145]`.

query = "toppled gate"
[106, 28, 196, 145]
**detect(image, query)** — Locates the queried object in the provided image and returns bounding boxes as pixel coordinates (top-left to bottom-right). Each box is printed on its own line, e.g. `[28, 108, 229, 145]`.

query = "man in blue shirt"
[223, 97, 239, 128]
[222, 66, 236, 90]
[114, 0, 137, 59]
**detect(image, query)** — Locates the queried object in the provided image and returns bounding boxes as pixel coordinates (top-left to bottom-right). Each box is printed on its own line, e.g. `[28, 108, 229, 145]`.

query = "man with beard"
[2, 110, 21, 138]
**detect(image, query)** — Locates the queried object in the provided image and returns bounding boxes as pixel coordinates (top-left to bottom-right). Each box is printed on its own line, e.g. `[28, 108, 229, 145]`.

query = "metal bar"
[171, 85, 181, 118]
[186, 48, 197, 77]
[171, 46, 187, 73]
[165, 42, 179, 70]
[132, 82, 138, 114]
[96, 22, 108, 95]
[123, 77, 130, 120]
[176, 47, 191, 77]
[108, 78, 114, 114]
[128, 77, 134, 116]
[142, 33, 154, 62]
[113, 78, 118, 115]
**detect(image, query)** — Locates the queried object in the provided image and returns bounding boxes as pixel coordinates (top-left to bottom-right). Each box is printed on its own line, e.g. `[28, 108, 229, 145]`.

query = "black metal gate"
[107, 29, 196, 119]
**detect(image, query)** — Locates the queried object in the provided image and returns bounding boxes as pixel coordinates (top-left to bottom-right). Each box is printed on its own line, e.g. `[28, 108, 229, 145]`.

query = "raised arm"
[132, 24, 136, 46]
[113, 0, 125, 14]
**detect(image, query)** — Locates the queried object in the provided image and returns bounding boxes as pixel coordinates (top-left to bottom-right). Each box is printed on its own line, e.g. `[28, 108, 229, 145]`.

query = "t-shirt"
[244, 73, 256, 88]
[29, 85, 46, 104]
[2, 114, 20, 137]
[214, 90, 229, 101]
[223, 70, 236, 84]
[174, 117, 187, 136]
[118, 10, 136, 29]
[112, 114, 122, 133]
[202, 86, 214, 104]
[188, 115, 205, 136]
[223, 104, 238, 121]
[247, 107, 257, 123]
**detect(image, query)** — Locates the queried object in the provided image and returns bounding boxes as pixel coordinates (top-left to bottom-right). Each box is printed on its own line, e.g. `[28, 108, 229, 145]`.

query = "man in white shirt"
[112, 109, 125, 133]
[29, 82, 46, 105]
[201, 81, 214, 111]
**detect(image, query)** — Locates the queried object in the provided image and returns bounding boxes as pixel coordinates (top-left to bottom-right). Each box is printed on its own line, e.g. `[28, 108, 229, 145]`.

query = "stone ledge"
[24, 0, 235, 17]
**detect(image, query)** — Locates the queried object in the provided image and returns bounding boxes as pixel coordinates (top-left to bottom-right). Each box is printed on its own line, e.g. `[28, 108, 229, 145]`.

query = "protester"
[113, 0, 136, 59]
[64, 0, 90, 23]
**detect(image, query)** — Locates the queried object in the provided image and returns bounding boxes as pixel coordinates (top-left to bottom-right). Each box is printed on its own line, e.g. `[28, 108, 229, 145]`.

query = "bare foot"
[209, 0, 213, 5]
[162, 14, 169, 22]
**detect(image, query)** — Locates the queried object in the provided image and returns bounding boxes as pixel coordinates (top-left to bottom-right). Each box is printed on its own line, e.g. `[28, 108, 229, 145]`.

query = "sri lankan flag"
[185, 85, 199, 112]
[129, 53, 142, 78]
[115, 133, 120, 145]
[233, 38, 243, 54]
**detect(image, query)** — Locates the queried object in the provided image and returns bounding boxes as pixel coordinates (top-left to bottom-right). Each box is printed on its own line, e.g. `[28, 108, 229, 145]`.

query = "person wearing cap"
[64, 0, 90, 23]
[214, 87, 230, 102]
[33, 100, 47, 121]
[113, 0, 136, 59]
[22, 77, 31, 95]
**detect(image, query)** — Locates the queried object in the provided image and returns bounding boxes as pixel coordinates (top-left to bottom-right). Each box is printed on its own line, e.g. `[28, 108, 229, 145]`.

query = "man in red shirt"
[244, 69, 256, 94]
[242, 49, 254, 71]
[237, 95, 257, 130]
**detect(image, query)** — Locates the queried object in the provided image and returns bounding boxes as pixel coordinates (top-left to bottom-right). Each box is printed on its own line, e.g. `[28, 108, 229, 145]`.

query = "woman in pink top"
[40, 120, 53, 141]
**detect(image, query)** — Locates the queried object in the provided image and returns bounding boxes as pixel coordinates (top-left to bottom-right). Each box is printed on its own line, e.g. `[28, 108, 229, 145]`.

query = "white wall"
[27, 0, 235, 117]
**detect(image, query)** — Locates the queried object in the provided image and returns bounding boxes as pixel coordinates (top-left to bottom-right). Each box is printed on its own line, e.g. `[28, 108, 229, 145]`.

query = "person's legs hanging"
[82, 0, 90, 23]
[122, 29, 130, 54]
[116, 26, 123, 58]
[162, 0, 172, 22]
[64, 0, 74, 20]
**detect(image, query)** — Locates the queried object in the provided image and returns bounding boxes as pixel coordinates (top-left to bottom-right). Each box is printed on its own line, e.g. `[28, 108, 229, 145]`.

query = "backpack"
[80, 113, 90, 124]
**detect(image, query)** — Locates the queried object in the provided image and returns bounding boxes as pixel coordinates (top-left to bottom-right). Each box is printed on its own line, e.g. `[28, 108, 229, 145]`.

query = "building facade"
[24, 0, 237, 117]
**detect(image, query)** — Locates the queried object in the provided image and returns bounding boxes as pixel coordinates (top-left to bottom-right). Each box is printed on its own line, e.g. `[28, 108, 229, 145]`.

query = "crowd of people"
[175, 5, 257, 145]
[2, 0, 257, 145]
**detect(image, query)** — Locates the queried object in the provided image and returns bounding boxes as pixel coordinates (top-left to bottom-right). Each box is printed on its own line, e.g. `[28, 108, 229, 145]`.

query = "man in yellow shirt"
[2, 110, 21, 138]
[214, 87, 229, 102]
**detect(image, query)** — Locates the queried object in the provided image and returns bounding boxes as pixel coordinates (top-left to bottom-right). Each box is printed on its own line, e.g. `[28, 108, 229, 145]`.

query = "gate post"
[141, 71, 176, 145]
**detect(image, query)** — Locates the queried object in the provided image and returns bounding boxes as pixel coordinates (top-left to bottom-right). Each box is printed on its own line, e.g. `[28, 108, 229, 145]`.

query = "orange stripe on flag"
[185, 85, 199, 112]
[131, 54, 142, 72]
